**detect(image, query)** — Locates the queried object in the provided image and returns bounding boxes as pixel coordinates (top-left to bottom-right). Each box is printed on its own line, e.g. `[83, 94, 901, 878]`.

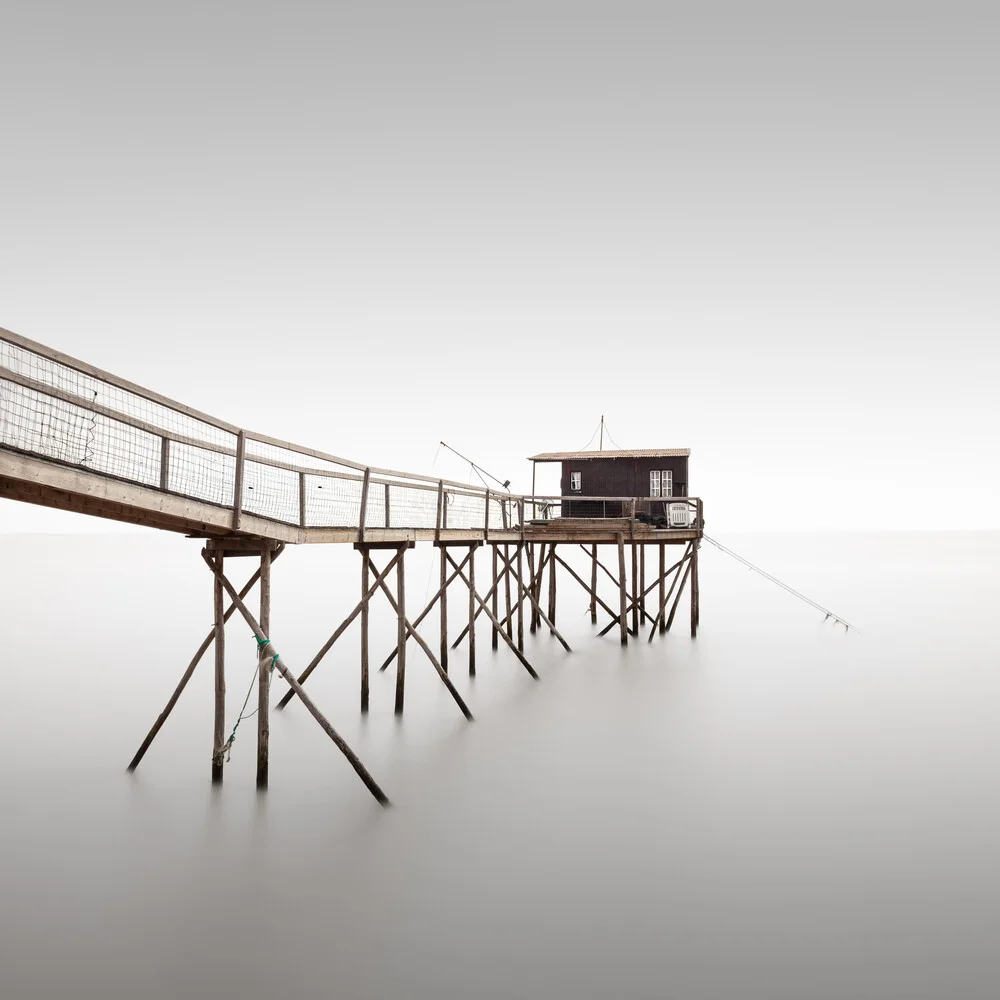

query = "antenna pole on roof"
[599, 415, 604, 452]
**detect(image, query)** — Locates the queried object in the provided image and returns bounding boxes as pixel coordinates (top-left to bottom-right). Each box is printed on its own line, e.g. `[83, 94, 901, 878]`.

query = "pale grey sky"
[1, 1, 997, 530]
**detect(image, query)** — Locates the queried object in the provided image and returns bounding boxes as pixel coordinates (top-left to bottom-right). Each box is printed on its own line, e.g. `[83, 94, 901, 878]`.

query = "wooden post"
[212, 549, 226, 783]
[361, 549, 371, 711]
[516, 542, 525, 652]
[690, 541, 700, 638]
[299, 471, 307, 529]
[232, 431, 246, 530]
[658, 543, 666, 634]
[617, 534, 628, 646]
[491, 544, 499, 651]
[590, 543, 598, 624]
[530, 543, 544, 632]
[358, 467, 371, 543]
[526, 543, 537, 634]
[639, 543, 646, 623]
[503, 543, 513, 640]
[468, 543, 476, 677]
[384, 483, 391, 529]
[630, 541, 639, 635]
[159, 437, 170, 491]
[395, 543, 406, 714]
[547, 543, 557, 627]
[256, 545, 271, 789]
[440, 544, 449, 673]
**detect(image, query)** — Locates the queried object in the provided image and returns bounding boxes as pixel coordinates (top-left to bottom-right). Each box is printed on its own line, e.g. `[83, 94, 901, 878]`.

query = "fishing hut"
[528, 448, 691, 522]
[0, 325, 704, 807]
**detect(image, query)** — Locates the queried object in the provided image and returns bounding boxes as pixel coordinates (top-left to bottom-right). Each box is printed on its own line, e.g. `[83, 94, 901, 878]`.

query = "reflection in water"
[2, 532, 998, 999]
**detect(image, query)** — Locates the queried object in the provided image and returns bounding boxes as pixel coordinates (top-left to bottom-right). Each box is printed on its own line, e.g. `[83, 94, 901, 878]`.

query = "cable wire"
[702, 534, 859, 633]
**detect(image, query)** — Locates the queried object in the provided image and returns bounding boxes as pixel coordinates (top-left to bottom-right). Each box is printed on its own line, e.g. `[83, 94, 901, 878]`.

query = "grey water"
[1, 531, 998, 999]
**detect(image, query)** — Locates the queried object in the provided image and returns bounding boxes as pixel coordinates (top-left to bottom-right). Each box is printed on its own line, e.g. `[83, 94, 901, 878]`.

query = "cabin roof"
[528, 448, 690, 462]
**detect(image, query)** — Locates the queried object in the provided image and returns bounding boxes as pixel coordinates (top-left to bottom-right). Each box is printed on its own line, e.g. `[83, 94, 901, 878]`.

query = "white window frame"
[651, 470, 673, 498]
[570, 471, 582, 493]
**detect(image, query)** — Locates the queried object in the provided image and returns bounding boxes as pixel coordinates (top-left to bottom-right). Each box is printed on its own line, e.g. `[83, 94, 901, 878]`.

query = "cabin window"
[650, 470, 673, 498]
[570, 471, 582, 492]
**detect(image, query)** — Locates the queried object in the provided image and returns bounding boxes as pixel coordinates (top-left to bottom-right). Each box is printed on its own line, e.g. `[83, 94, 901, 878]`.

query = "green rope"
[212, 635, 280, 763]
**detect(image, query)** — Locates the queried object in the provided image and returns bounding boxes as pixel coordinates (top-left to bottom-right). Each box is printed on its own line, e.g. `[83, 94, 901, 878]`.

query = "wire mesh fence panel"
[304, 473, 363, 528]
[386, 483, 440, 529]
[86, 413, 161, 487]
[365, 482, 388, 529]
[168, 442, 236, 508]
[242, 459, 300, 525]
[0, 378, 93, 466]
[0, 337, 234, 451]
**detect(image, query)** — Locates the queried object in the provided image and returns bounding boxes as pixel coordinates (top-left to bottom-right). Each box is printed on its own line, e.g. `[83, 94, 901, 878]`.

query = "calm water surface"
[1, 531, 998, 999]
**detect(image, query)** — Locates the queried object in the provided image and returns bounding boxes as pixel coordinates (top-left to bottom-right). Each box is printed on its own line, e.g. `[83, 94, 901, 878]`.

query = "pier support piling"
[256, 544, 271, 789]
[212, 549, 226, 784]
[440, 545, 449, 672]
[617, 534, 628, 646]
[590, 544, 598, 624]
[361, 549, 371, 712]
[468, 543, 476, 677]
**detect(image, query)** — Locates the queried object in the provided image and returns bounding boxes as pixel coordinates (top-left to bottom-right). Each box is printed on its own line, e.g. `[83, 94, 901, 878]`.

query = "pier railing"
[0, 327, 702, 537]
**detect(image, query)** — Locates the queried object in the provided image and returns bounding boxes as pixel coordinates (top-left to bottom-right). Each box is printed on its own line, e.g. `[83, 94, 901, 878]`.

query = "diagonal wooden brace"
[275, 550, 402, 710]
[648, 545, 693, 641]
[378, 549, 472, 673]
[445, 551, 541, 679]
[372, 574, 474, 720]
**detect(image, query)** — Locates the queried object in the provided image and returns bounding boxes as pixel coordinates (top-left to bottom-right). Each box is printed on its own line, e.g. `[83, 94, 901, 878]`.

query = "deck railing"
[0, 327, 702, 536]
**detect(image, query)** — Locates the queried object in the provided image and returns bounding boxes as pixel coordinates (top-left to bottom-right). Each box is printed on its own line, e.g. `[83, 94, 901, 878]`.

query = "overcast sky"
[1, 1, 997, 531]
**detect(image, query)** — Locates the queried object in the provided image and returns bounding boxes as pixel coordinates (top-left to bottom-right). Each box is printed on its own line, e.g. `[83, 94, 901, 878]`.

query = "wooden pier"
[0, 326, 703, 805]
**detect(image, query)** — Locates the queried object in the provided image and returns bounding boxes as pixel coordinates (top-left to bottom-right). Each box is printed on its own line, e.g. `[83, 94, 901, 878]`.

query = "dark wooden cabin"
[528, 448, 690, 519]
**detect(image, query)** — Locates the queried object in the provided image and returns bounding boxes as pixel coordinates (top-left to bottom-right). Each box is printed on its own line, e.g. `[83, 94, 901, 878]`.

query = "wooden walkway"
[0, 325, 702, 547]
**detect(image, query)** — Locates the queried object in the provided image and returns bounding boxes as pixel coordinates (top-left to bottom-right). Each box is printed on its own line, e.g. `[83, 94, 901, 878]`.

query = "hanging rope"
[601, 419, 625, 451]
[213, 636, 280, 764]
[576, 419, 602, 453]
[702, 534, 859, 633]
